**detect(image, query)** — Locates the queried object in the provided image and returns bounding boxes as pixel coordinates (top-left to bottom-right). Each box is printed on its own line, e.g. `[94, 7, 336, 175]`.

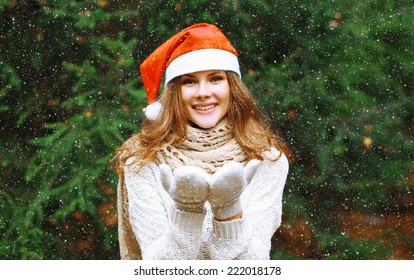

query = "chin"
[196, 123, 217, 129]
[191, 119, 220, 129]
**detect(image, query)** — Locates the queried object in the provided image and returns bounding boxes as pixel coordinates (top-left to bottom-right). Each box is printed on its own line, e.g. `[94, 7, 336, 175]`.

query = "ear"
[144, 101, 163, 121]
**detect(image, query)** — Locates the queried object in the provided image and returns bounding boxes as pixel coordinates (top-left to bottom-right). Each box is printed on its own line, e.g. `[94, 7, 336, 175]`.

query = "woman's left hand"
[208, 160, 260, 220]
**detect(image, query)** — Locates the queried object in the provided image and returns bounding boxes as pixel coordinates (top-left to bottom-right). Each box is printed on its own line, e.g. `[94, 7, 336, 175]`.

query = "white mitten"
[208, 159, 261, 220]
[160, 164, 211, 213]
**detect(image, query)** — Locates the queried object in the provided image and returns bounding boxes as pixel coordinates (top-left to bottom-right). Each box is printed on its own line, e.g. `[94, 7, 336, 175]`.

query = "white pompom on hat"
[140, 23, 241, 120]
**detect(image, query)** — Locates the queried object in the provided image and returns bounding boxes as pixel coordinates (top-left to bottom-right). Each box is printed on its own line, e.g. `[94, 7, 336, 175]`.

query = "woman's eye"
[181, 78, 196, 85]
[211, 76, 224, 82]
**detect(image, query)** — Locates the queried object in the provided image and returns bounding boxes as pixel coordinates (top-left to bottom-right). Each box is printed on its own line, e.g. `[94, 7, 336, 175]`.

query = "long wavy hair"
[115, 71, 291, 175]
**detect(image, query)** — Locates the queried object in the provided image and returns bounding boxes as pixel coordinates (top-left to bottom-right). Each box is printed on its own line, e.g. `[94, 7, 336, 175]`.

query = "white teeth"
[194, 104, 215, 111]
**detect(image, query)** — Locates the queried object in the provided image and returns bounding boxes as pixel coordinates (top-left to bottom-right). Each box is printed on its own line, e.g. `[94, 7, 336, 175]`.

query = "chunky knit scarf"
[156, 119, 248, 174]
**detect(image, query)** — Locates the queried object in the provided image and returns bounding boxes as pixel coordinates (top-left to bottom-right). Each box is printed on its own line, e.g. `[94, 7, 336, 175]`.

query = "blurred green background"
[0, 0, 413, 259]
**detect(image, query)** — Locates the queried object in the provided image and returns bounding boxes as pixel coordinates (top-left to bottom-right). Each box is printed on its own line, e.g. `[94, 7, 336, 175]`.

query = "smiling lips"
[193, 104, 217, 111]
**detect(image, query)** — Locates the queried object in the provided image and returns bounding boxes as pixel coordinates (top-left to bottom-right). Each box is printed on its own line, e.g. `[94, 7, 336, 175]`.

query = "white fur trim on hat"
[144, 101, 163, 121]
[165, 49, 241, 85]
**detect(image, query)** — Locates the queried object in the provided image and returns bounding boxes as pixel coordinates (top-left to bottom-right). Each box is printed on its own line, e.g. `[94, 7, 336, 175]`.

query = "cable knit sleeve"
[124, 161, 206, 260]
[207, 152, 289, 259]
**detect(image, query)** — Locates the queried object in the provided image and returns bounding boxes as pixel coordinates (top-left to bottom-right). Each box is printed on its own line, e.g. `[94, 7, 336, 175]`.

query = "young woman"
[115, 23, 290, 260]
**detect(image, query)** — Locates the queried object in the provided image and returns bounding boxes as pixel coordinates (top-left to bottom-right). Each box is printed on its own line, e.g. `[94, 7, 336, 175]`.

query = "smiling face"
[180, 70, 231, 129]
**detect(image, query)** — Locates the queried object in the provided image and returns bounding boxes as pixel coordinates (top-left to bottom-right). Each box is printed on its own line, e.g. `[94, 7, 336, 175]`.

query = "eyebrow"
[181, 71, 225, 78]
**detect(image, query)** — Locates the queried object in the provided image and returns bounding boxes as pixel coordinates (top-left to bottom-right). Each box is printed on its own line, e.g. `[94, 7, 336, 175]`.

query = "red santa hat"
[140, 23, 241, 120]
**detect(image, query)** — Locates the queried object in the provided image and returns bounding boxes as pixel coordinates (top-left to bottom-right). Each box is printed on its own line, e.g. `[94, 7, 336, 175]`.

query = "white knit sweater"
[124, 153, 289, 260]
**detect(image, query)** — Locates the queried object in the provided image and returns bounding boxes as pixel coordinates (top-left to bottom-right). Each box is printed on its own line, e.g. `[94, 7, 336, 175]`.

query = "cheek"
[221, 88, 231, 110]
[224, 98, 231, 115]
[180, 89, 192, 106]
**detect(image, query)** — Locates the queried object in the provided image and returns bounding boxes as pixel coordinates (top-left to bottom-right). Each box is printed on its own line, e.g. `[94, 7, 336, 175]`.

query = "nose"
[195, 81, 212, 99]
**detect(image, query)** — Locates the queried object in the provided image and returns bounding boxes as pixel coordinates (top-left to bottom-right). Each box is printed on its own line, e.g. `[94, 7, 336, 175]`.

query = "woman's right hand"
[159, 164, 211, 213]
